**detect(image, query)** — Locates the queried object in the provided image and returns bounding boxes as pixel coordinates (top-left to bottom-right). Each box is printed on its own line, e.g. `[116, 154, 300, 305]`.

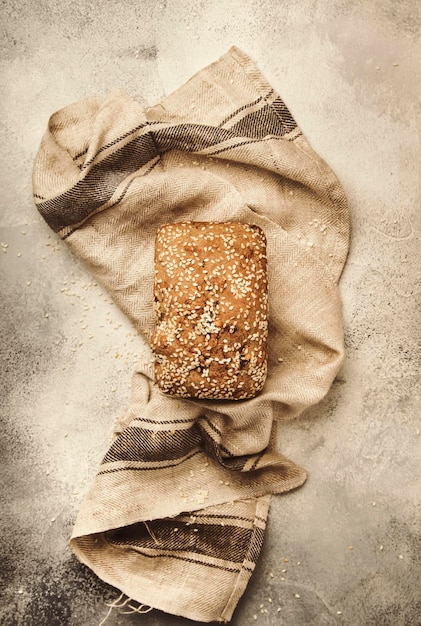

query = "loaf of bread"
[151, 221, 268, 400]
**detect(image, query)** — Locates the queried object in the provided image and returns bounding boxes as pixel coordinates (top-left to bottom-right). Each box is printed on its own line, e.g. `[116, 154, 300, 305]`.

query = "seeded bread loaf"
[151, 221, 268, 400]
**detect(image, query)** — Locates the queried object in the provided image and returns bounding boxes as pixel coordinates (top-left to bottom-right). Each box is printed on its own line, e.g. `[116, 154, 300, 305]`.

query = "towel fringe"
[98, 592, 153, 625]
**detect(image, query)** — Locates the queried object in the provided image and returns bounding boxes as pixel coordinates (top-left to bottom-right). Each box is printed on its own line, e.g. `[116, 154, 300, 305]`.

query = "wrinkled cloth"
[32, 47, 349, 622]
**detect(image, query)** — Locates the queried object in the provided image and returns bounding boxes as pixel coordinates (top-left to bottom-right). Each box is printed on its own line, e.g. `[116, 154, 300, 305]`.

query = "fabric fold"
[33, 46, 349, 622]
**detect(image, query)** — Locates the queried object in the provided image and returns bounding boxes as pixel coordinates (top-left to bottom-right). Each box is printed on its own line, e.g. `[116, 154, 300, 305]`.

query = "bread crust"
[151, 221, 268, 399]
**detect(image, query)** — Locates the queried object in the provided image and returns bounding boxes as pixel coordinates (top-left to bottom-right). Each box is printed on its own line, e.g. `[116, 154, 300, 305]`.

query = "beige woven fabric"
[33, 47, 349, 622]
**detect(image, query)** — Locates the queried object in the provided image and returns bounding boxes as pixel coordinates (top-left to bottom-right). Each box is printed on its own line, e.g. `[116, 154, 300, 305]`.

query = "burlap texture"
[32, 47, 349, 622]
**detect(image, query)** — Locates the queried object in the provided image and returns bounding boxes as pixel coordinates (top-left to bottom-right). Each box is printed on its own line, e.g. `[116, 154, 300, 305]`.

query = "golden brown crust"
[151, 221, 268, 399]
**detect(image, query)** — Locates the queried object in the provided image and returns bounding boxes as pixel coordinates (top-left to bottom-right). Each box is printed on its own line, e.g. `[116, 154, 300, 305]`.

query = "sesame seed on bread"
[151, 221, 268, 400]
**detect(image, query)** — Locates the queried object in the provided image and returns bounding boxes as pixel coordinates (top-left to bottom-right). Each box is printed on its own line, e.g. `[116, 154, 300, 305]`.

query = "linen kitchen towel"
[33, 47, 349, 622]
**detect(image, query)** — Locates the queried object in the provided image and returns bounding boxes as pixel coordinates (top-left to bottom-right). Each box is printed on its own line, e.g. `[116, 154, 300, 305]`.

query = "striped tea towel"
[32, 47, 349, 622]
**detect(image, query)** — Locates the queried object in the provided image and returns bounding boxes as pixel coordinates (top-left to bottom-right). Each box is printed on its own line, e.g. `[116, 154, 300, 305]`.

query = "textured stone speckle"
[1, 0, 420, 624]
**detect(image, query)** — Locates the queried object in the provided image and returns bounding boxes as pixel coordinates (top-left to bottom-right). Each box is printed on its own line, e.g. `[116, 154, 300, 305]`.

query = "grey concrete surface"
[1, 1, 420, 625]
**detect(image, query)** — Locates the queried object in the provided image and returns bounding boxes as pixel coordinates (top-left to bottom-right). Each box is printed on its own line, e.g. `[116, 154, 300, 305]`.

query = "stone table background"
[1, 1, 420, 625]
